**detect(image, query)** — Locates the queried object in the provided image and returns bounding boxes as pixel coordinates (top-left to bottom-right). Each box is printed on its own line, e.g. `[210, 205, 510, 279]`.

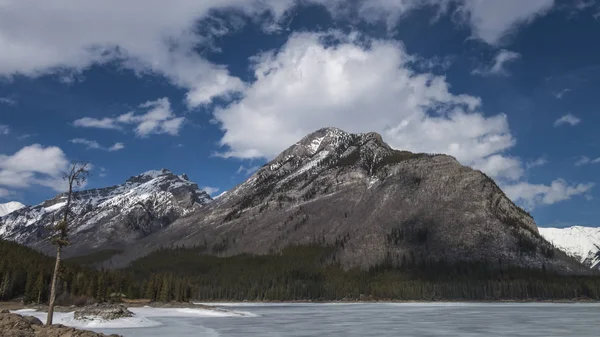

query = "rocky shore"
[0, 309, 122, 337]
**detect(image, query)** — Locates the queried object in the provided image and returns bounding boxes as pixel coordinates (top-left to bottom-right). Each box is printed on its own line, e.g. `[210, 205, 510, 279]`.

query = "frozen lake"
[17, 303, 600, 336]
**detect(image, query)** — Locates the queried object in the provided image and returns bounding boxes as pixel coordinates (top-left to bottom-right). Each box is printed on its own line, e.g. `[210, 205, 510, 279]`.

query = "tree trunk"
[46, 246, 61, 325]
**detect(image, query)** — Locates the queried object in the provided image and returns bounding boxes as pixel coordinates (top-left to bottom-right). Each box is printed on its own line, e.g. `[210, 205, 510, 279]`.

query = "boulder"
[74, 304, 133, 321]
[0, 312, 122, 337]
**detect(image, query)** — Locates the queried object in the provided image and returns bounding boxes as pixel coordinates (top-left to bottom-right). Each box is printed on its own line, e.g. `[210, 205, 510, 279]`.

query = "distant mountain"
[107, 127, 585, 272]
[539, 226, 600, 269]
[0, 169, 211, 255]
[0, 201, 25, 217]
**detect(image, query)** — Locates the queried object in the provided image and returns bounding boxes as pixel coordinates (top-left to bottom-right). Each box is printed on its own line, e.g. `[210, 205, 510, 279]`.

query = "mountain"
[107, 128, 584, 272]
[539, 226, 600, 269]
[0, 128, 588, 273]
[0, 201, 25, 217]
[0, 169, 211, 255]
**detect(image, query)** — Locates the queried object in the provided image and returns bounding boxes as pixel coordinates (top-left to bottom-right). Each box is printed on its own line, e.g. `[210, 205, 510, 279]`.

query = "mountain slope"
[539, 226, 600, 269]
[109, 128, 583, 272]
[0, 169, 211, 255]
[0, 201, 25, 217]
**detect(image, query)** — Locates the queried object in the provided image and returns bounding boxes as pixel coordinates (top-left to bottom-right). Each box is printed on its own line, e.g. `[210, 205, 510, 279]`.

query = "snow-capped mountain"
[0, 169, 211, 255]
[107, 127, 583, 272]
[0, 201, 25, 217]
[539, 226, 600, 269]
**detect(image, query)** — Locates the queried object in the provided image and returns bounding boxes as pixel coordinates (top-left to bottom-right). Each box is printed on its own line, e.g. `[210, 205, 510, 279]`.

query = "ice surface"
[13, 303, 600, 337]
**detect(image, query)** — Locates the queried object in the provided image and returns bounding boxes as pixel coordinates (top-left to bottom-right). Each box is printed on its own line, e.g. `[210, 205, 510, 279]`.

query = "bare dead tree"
[46, 161, 89, 325]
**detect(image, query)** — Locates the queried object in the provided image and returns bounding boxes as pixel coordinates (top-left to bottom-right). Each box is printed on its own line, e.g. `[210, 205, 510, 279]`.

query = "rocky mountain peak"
[126, 169, 173, 184]
[0, 168, 212, 255]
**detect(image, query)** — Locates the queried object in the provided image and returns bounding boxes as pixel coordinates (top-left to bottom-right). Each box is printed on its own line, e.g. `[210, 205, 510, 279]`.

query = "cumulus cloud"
[574, 156, 600, 166]
[73, 97, 184, 137]
[214, 32, 521, 180]
[0, 125, 9, 135]
[0, 144, 71, 193]
[0, 0, 301, 106]
[503, 179, 594, 209]
[0, 1, 554, 107]
[472, 50, 520, 76]
[554, 113, 581, 127]
[70, 138, 125, 152]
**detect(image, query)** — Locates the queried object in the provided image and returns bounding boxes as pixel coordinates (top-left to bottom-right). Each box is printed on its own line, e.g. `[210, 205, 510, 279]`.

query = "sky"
[0, 0, 599, 228]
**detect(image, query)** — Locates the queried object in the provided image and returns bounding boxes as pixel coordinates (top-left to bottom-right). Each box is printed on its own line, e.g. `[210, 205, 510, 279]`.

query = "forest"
[1, 238, 600, 304]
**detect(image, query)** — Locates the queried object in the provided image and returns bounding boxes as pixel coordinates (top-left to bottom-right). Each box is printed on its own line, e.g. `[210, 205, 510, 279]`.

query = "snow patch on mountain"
[539, 226, 600, 269]
[0, 202, 25, 217]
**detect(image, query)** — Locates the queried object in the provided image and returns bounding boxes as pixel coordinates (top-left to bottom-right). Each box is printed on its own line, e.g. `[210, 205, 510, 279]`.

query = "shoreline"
[2, 298, 599, 312]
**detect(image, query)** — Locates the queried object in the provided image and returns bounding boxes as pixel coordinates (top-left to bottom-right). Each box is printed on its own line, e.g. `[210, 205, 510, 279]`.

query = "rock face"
[0, 312, 121, 337]
[0, 169, 211, 257]
[540, 226, 600, 269]
[0, 201, 25, 217]
[74, 304, 133, 321]
[109, 128, 583, 272]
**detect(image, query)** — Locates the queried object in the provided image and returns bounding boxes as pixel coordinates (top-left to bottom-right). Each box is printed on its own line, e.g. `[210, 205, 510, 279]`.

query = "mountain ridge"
[539, 226, 600, 269]
[0, 201, 25, 217]
[0, 169, 211, 254]
[0, 128, 589, 273]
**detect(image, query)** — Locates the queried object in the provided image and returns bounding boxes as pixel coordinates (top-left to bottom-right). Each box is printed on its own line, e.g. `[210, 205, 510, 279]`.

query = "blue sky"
[0, 0, 599, 227]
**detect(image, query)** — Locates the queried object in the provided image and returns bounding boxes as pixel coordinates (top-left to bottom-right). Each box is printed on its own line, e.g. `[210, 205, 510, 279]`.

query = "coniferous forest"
[1, 239, 600, 304]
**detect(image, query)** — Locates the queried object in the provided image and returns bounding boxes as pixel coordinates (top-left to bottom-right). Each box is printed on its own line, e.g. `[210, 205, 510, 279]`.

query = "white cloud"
[0, 0, 554, 109]
[0, 1, 306, 106]
[202, 186, 220, 196]
[526, 157, 548, 169]
[504, 179, 594, 209]
[215, 32, 520, 181]
[574, 156, 600, 167]
[554, 113, 581, 127]
[236, 165, 261, 176]
[0, 144, 70, 192]
[472, 50, 520, 76]
[73, 117, 121, 130]
[73, 97, 184, 137]
[470, 155, 523, 181]
[0, 125, 9, 135]
[321, 0, 555, 45]
[458, 0, 554, 45]
[0, 97, 17, 105]
[554, 88, 571, 99]
[70, 138, 125, 152]
[108, 142, 125, 152]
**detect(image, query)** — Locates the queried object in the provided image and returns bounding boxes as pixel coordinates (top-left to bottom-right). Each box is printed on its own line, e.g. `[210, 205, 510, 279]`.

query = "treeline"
[2, 239, 600, 304]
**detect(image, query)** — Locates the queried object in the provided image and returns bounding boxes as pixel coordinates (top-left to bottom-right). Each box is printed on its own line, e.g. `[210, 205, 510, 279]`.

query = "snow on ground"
[10, 306, 256, 329]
